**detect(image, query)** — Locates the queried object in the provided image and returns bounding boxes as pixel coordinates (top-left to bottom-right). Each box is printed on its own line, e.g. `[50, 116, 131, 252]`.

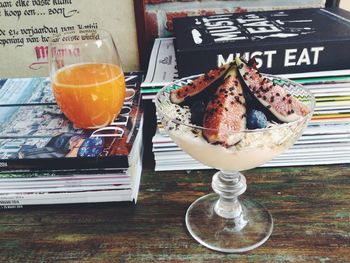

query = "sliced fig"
[236, 57, 310, 123]
[247, 57, 258, 69]
[170, 63, 233, 104]
[203, 66, 246, 147]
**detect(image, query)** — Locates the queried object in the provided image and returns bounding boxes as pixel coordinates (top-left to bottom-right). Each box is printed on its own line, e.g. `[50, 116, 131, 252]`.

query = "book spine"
[0, 156, 129, 172]
[176, 40, 350, 77]
[0, 179, 131, 188]
[0, 189, 133, 208]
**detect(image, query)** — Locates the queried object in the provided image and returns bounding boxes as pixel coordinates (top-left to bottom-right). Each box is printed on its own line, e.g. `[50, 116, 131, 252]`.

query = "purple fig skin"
[170, 63, 232, 104]
[236, 57, 310, 123]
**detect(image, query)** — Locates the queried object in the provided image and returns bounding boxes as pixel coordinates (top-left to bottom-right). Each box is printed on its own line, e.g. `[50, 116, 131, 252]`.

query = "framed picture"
[0, 0, 138, 77]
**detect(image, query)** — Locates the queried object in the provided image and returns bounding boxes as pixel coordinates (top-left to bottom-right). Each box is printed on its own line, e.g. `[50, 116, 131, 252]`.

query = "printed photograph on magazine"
[0, 72, 144, 171]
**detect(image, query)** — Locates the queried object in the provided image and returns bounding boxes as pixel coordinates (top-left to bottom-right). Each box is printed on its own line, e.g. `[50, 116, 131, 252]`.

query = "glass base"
[185, 193, 273, 253]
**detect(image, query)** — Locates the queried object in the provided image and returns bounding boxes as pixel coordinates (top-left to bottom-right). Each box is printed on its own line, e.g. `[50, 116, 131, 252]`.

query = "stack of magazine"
[152, 74, 350, 170]
[144, 37, 350, 170]
[141, 38, 178, 100]
[0, 72, 144, 208]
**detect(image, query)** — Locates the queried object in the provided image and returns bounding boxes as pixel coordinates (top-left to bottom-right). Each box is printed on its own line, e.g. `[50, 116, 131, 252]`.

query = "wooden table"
[0, 164, 349, 262]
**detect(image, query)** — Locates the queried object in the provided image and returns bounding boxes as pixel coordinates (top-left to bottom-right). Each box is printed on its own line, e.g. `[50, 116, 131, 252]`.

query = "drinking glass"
[155, 74, 315, 252]
[48, 29, 126, 129]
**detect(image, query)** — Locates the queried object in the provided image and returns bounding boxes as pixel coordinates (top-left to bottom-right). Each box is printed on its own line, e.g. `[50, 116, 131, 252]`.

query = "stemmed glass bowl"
[155, 74, 315, 253]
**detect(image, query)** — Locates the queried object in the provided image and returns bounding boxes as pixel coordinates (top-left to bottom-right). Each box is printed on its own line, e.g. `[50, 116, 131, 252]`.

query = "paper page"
[142, 38, 178, 87]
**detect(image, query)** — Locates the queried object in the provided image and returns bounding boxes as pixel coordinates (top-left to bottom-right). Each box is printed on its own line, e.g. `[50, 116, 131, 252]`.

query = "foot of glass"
[185, 171, 273, 253]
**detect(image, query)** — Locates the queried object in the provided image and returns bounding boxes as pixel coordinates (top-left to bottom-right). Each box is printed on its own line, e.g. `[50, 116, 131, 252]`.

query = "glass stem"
[212, 170, 247, 223]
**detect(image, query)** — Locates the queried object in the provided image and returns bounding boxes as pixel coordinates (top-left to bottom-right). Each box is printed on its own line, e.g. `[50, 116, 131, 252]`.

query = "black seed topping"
[291, 109, 294, 114]
[224, 107, 228, 111]
[287, 94, 291, 97]
[276, 93, 280, 96]
[263, 95, 267, 100]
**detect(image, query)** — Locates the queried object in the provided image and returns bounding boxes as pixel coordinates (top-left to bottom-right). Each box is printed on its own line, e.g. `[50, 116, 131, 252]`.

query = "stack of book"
[0, 72, 144, 208]
[146, 8, 350, 171]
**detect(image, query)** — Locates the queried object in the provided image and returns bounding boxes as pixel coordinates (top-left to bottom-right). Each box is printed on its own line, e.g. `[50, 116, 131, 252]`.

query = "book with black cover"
[173, 8, 350, 77]
[0, 72, 144, 171]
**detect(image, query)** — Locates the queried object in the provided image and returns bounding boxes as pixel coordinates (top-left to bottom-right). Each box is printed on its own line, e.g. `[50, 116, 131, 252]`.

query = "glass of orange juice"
[48, 29, 126, 129]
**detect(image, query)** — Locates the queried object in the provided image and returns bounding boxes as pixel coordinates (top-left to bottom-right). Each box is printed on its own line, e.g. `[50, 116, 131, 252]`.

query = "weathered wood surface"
[0, 164, 349, 262]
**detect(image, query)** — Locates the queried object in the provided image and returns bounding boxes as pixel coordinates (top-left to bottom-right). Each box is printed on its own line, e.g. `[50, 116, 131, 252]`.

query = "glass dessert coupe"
[155, 74, 315, 253]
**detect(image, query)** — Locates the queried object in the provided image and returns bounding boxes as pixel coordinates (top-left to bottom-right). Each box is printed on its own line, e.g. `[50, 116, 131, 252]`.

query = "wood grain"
[0, 164, 349, 262]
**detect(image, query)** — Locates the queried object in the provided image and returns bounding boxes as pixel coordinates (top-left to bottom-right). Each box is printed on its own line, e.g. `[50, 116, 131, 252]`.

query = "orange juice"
[52, 63, 126, 129]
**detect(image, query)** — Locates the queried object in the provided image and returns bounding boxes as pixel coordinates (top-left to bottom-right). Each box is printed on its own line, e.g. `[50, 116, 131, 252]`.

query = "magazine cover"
[173, 8, 350, 77]
[0, 72, 144, 171]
